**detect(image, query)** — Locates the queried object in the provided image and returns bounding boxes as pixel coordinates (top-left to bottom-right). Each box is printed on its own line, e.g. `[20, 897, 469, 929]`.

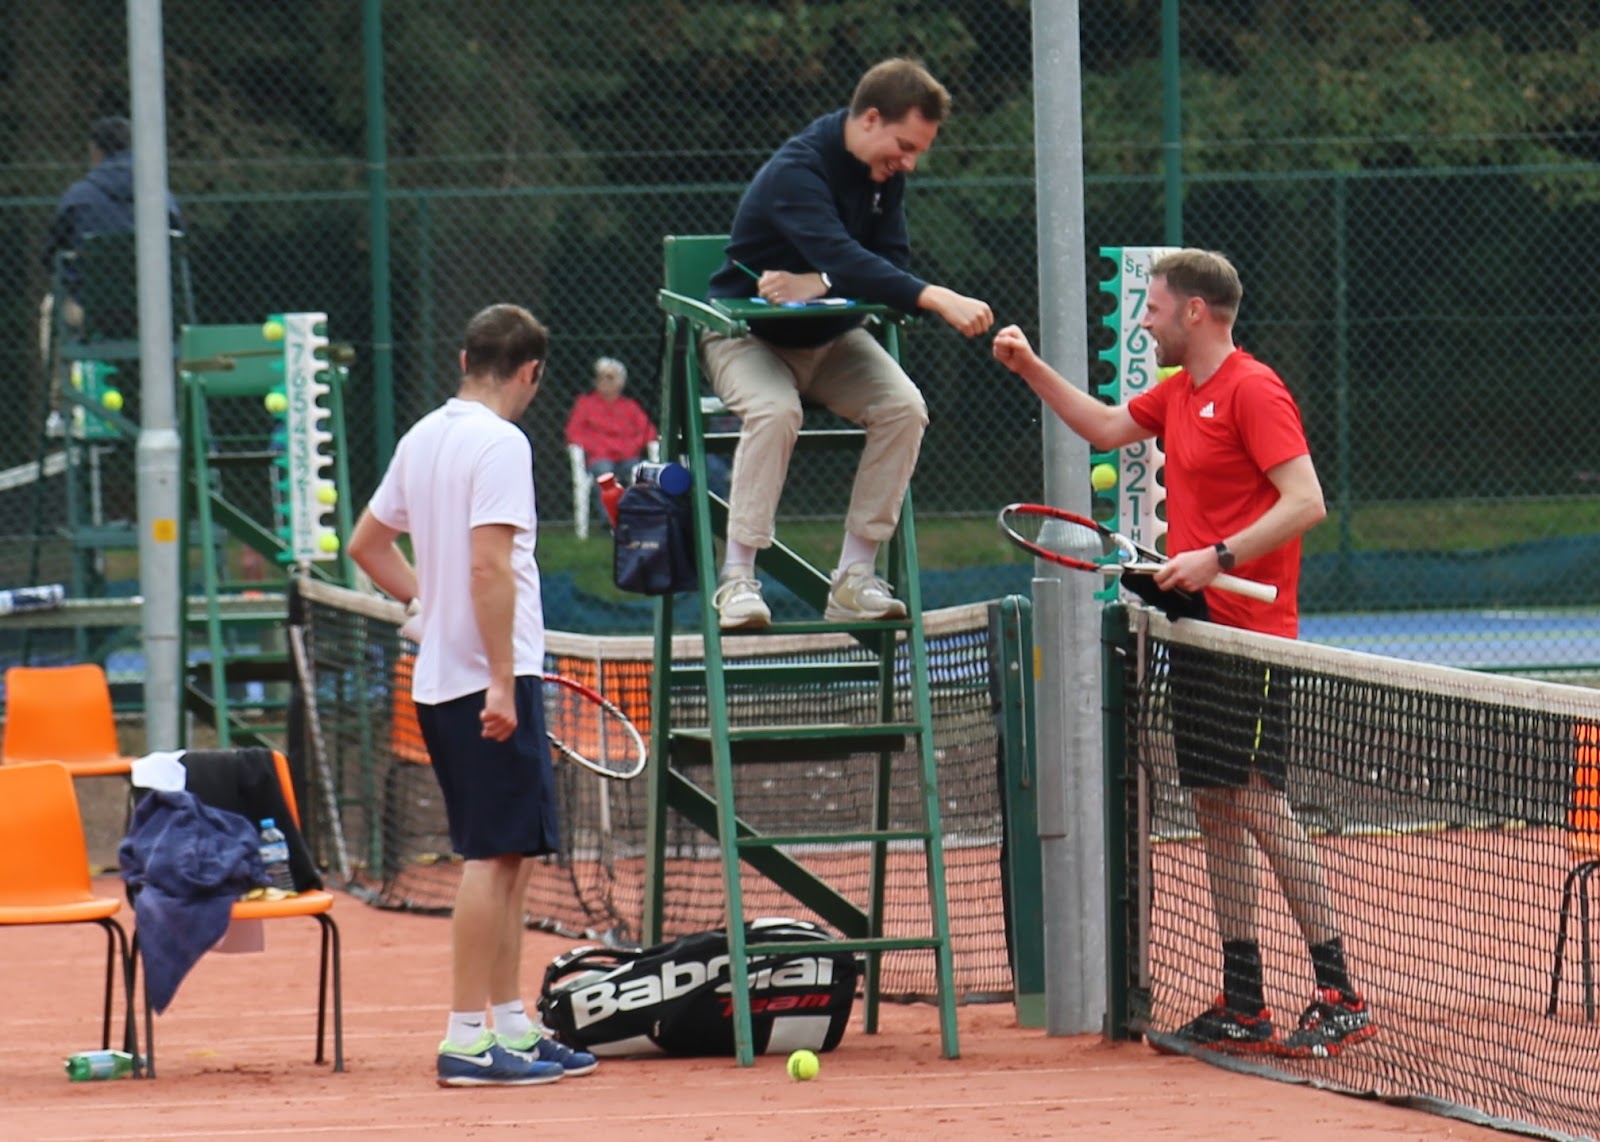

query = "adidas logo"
[1199, 401, 1216, 419]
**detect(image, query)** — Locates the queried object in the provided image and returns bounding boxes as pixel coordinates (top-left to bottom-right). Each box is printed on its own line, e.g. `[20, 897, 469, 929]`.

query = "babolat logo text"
[570, 954, 834, 1029]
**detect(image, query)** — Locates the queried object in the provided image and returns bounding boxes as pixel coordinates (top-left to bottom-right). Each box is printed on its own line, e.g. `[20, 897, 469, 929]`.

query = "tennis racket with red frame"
[542, 674, 648, 781]
[997, 502, 1278, 603]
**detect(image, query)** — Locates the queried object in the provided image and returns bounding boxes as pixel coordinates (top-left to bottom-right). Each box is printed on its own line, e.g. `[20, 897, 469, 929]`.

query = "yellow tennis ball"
[101, 389, 124, 412]
[264, 391, 288, 414]
[317, 483, 338, 506]
[318, 531, 340, 553]
[786, 1049, 819, 1081]
[262, 319, 286, 342]
[1090, 463, 1118, 492]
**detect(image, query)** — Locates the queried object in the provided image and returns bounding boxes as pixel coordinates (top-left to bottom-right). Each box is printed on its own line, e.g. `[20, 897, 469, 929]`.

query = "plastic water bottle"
[65, 1049, 136, 1081]
[633, 461, 691, 496]
[596, 472, 624, 526]
[258, 818, 295, 892]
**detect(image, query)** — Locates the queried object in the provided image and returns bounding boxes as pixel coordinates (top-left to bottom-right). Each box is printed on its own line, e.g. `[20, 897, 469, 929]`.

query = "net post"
[1100, 601, 1140, 1040]
[990, 595, 1044, 1027]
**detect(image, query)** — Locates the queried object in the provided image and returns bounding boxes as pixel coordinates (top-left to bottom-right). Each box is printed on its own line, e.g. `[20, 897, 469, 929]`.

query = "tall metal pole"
[1333, 174, 1352, 601]
[130, 0, 182, 751]
[1031, 0, 1105, 1036]
[363, 0, 396, 464]
[1161, 0, 1183, 245]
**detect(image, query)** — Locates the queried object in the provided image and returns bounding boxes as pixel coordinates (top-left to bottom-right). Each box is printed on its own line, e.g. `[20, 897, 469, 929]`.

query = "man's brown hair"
[462, 304, 548, 381]
[850, 59, 951, 124]
[1150, 249, 1243, 321]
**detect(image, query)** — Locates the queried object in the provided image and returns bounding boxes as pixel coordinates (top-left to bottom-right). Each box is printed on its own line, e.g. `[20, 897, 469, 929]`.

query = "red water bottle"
[597, 472, 623, 527]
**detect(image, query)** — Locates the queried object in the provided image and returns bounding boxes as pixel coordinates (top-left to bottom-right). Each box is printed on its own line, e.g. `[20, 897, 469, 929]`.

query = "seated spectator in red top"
[565, 357, 658, 494]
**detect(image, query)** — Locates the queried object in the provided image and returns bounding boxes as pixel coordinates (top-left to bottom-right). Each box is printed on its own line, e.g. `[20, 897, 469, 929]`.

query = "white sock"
[836, 533, 879, 575]
[492, 999, 534, 1041]
[722, 539, 756, 578]
[445, 1011, 487, 1049]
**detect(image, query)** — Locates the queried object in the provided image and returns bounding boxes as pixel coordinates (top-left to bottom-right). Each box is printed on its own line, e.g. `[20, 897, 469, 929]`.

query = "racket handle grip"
[1215, 573, 1278, 603]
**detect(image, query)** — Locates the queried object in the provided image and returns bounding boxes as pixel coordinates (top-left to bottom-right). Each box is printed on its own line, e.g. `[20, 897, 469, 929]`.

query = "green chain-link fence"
[1, 1, 1596, 665]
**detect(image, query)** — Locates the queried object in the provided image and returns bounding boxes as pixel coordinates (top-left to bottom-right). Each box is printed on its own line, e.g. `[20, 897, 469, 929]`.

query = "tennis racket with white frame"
[542, 674, 648, 781]
[997, 502, 1278, 603]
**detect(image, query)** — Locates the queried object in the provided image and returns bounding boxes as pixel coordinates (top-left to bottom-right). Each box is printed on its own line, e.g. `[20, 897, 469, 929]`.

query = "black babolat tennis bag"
[537, 918, 858, 1057]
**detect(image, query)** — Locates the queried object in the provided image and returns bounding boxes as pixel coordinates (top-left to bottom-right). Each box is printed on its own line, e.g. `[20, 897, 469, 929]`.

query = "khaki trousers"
[699, 326, 927, 549]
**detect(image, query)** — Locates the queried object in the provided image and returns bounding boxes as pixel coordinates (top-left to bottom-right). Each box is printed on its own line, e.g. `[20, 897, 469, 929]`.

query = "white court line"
[13, 1061, 1169, 1115]
[37, 1095, 1134, 1141]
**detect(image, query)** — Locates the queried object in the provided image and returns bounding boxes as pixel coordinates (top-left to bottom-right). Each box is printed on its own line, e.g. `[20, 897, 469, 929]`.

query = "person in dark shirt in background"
[38, 116, 185, 422]
[701, 58, 993, 630]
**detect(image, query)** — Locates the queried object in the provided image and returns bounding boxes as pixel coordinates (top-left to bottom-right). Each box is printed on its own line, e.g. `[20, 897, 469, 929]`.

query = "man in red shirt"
[992, 249, 1373, 1059]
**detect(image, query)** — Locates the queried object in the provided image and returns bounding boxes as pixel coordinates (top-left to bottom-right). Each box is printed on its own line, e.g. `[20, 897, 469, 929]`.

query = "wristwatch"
[818, 271, 832, 292]
[1213, 542, 1236, 572]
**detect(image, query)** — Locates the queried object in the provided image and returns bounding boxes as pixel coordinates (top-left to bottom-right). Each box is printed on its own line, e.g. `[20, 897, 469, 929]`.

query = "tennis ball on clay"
[317, 483, 338, 506]
[317, 531, 340, 553]
[101, 389, 124, 412]
[786, 1049, 820, 1082]
[1090, 463, 1118, 492]
[264, 390, 288, 414]
[262, 319, 286, 342]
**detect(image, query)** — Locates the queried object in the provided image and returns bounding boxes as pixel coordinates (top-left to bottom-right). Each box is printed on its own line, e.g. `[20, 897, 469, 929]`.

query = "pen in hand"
[734, 259, 781, 305]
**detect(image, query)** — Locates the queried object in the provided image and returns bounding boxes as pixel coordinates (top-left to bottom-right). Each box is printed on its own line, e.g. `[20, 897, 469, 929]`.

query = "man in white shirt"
[349, 303, 598, 1087]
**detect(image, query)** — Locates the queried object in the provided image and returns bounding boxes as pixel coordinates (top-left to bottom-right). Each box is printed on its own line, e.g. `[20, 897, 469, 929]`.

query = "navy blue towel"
[119, 790, 265, 1013]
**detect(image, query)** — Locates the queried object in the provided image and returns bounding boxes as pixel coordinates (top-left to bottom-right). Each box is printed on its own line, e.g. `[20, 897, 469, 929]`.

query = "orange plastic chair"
[133, 749, 343, 1076]
[390, 651, 429, 765]
[0, 762, 136, 1060]
[379, 651, 431, 888]
[1549, 723, 1600, 1020]
[2, 664, 136, 777]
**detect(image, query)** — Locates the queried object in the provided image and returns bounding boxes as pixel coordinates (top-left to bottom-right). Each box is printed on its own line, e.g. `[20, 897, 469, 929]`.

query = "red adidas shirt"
[1126, 350, 1310, 637]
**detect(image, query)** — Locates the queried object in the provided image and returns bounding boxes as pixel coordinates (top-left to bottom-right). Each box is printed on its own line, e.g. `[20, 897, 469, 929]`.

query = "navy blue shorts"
[415, 676, 561, 860]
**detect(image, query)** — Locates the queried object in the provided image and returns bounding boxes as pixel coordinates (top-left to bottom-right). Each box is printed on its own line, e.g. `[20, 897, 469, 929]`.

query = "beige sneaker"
[824, 562, 908, 622]
[713, 572, 770, 631]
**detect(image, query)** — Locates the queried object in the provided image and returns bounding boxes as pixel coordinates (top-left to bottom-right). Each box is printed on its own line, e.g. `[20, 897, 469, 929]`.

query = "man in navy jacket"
[703, 59, 993, 630]
[41, 115, 185, 290]
[38, 116, 185, 426]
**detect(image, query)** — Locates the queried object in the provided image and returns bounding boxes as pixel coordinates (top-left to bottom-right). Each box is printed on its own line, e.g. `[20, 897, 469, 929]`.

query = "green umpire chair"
[645, 234, 960, 1065]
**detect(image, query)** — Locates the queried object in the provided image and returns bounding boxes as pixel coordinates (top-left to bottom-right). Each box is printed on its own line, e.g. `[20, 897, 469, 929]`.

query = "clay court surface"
[0, 877, 1519, 1142]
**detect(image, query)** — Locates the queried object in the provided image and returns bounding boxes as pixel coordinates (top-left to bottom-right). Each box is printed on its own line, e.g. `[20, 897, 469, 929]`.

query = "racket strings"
[543, 678, 644, 778]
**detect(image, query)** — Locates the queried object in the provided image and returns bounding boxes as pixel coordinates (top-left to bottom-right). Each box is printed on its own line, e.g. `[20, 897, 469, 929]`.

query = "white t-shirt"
[368, 398, 544, 704]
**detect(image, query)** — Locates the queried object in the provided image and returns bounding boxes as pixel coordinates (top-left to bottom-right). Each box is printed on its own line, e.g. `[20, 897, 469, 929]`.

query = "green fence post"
[990, 595, 1044, 1027]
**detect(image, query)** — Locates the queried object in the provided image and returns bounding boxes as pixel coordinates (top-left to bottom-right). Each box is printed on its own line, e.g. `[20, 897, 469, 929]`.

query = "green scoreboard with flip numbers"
[1092, 247, 1175, 598]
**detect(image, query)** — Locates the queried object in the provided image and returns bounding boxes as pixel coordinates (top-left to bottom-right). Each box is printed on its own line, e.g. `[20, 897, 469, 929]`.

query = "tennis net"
[291, 577, 1014, 1003]
[1108, 604, 1600, 1141]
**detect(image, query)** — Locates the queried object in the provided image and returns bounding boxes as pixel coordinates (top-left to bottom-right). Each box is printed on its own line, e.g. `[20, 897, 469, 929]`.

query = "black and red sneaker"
[1157, 994, 1277, 1054]
[1283, 988, 1375, 1058]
